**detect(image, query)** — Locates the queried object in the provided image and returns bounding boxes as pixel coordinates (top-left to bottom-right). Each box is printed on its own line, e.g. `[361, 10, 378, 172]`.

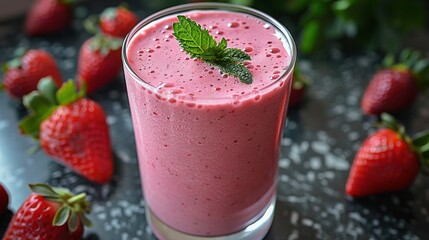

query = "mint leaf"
[215, 61, 253, 84]
[221, 48, 251, 62]
[217, 38, 227, 50]
[173, 15, 253, 84]
[173, 15, 217, 58]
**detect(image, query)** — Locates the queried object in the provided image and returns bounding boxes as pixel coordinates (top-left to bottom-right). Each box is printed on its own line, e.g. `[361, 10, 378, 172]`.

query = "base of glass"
[146, 195, 276, 240]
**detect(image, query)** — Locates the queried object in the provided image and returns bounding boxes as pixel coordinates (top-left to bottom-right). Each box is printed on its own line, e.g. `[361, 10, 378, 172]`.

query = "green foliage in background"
[188, 0, 427, 54]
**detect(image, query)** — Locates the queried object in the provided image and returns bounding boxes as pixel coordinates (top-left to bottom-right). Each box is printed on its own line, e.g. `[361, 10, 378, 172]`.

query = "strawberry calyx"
[378, 113, 429, 174]
[412, 130, 429, 174]
[292, 65, 310, 90]
[2, 47, 27, 73]
[381, 48, 429, 91]
[377, 113, 411, 144]
[84, 4, 130, 35]
[19, 77, 85, 139]
[89, 34, 122, 57]
[29, 183, 92, 232]
[101, 7, 120, 21]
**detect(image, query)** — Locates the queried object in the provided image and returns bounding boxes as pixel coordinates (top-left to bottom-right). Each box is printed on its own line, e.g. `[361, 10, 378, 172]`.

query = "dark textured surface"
[1, 1, 429, 239]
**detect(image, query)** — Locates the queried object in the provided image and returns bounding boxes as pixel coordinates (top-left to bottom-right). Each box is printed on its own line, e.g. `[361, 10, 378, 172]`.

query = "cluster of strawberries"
[0, 0, 138, 239]
[293, 49, 429, 198]
[346, 49, 429, 198]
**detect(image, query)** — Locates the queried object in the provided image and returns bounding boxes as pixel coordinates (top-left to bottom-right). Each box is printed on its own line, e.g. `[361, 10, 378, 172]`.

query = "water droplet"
[227, 22, 239, 28]
[215, 87, 221, 91]
[137, 50, 144, 54]
[244, 47, 253, 52]
[147, 49, 154, 53]
[155, 45, 161, 49]
[263, 23, 270, 29]
[215, 31, 224, 35]
[153, 38, 159, 41]
[209, 25, 217, 29]
[266, 54, 272, 57]
[164, 25, 171, 30]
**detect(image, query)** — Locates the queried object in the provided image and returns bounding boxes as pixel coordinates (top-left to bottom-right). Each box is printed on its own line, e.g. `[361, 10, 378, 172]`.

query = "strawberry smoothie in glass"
[122, 3, 296, 240]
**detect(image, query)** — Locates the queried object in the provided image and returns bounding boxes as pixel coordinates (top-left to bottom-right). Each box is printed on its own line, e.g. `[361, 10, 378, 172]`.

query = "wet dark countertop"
[1, 0, 429, 239]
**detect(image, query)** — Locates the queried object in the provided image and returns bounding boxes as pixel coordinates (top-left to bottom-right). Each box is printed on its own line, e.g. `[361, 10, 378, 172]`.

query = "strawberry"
[361, 49, 429, 115]
[3, 183, 91, 240]
[25, 0, 73, 36]
[19, 77, 113, 184]
[1, 49, 63, 99]
[346, 113, 429, 197]
[0, 183, 9, 216]
[100, 6, 138, 38]
[77, 34, 122, 94]
[289, 66, 310, 108]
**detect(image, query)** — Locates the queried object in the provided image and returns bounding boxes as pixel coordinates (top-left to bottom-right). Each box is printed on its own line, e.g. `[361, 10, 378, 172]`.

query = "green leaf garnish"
[172, 15, 253, 84]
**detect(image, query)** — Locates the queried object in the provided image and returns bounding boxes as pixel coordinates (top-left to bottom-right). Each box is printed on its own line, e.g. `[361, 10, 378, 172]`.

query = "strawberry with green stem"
[77, 34, 122, 94]
[1, 48, 63, 99]
[99, 5, 138, 38]
[346, 113, 429, 197]
[19, 77, 114, 184]
[25, 0, 74, 36]
[84, 5, 138, 38]
[289, 65, 310, 108]
[361, 49, 429, 115]
[3, 183, 91, 240]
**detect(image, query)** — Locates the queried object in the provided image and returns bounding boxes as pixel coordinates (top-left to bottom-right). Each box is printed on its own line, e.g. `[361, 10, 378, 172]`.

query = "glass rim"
[122, 2, 297, 102]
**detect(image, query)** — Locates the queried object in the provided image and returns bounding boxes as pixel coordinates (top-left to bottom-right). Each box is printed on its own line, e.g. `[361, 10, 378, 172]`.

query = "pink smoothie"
[124, 9, 293, 236]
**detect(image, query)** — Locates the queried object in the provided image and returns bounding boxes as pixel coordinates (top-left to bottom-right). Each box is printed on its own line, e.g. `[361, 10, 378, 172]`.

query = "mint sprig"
[172, 15, 252, 84]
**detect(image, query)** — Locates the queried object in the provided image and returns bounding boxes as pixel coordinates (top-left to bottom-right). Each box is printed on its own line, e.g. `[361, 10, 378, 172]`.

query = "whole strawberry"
[361, 49, 429, 115]
[0, 183, 9, 216]
[4, 183, 91, 240]
[20, 77, 113, 184]
[77, 34, 122, 94]
[1, 49, 63, 99]
[346, 113, 429, 197]
[100, 6, 138, 38]
[25, 0, 73, 36]
[289, 66, 310, 108]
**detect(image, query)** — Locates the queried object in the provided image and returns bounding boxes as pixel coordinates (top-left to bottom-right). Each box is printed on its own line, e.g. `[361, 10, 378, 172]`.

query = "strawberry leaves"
[89, 34, 122, 56]
[19, 77, 84, 139]
[381, 48, 429, 91]
[377, 113, 429, 174]
[29, 183, 92, 232]
[173, 15, 252, 84]
[412, 130, 429, 173]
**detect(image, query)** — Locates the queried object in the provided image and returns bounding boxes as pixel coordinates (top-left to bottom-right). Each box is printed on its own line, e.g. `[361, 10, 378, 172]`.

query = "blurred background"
[1, 0, 428, 55]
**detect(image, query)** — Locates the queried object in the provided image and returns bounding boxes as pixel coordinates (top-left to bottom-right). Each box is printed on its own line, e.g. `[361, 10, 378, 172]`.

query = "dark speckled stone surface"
[1, 1, 429, 239]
